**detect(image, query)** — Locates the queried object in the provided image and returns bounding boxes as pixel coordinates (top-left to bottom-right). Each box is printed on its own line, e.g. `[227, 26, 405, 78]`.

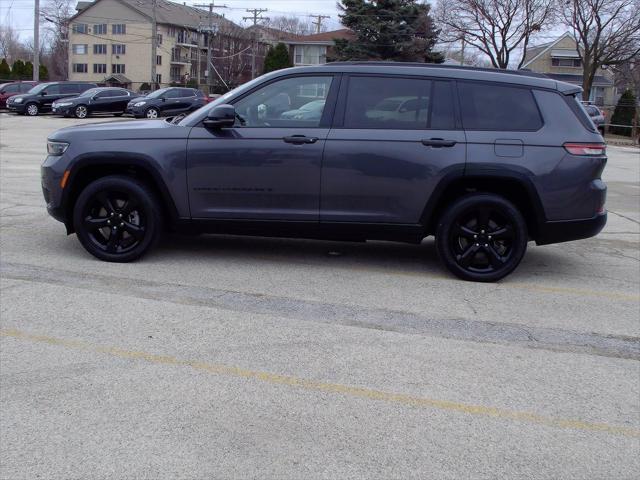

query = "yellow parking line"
[1, 328, 638, 438]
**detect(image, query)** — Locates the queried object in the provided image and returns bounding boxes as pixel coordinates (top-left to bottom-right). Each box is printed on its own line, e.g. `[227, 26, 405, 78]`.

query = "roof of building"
[522, 32, 575, 68]
[71, 0, 239, 31]
[104, 73, 132, 84]
[283, 29, 356, 45]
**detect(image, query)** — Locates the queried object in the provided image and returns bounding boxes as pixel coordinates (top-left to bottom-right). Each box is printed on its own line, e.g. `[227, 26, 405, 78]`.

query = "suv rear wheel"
[73, 175, 162, 262]
[436, 193, 527, 282]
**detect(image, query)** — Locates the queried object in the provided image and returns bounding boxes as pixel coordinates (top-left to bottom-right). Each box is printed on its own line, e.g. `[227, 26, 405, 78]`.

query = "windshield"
[147, 88, 171, 99]
[27, 83, 52, 94]
[80, 88, 101, 97]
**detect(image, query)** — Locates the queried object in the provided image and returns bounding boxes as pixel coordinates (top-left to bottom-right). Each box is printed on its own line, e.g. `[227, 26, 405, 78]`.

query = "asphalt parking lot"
[1, 113, 639, 479]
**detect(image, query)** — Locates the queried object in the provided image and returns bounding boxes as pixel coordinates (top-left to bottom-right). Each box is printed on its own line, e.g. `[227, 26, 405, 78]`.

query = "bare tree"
[435, 0, 555, 69]
[560, 0, 640, 101]
[264, 16, 323, 36]
[39, 0, 74, 79]
[0, 25, 28, 64]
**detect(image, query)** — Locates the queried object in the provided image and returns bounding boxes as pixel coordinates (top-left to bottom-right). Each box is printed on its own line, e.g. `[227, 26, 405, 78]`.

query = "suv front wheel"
[436, 193, 528, 282]
[73, 175, 163, 262]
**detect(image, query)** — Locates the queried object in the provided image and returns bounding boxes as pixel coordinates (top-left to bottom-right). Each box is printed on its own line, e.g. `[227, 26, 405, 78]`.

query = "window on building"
[93, 63, 106, 74]
[168, 26, 176, 37]
[156, 74, 162, 84]
[458, 82, 543, 131]
[552, 58, 582, 67]
[293, 45, 327, 65]
[112, 24, 126, 34]
[156, 34, 163, 45]
[156, 55, 162, 65]
[112, 64, 126, 74]
[112, 44, 126, 55]
[93, 24, 107, 35]
[93, 44, 107, 54]
[72, 44, 88, 54]
[72, 63, 88, 73]
[72, 23, 88, 34]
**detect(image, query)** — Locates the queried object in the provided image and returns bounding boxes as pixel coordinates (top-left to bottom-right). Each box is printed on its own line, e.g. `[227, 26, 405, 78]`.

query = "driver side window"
[233, 76, 333, 128]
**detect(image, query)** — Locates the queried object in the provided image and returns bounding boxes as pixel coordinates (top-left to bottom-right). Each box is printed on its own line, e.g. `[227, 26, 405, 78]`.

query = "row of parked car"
[0, 80, 210, 119]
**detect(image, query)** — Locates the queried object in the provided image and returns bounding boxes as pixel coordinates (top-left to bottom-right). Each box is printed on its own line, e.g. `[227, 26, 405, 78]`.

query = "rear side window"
[2, 84, 19, 93]
[458, 82, 543, 131]
[44, 85, 61, 95]
[343, 76, 456, 130]
[60, 84, 79, 94]
[180, 88, 195, 97]
[20, 83, 34, 92]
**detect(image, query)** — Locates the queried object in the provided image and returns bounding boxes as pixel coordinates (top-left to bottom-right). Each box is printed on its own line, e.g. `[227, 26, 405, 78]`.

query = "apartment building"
[522, 32, 616, 106]
[68, 0, 262, 90]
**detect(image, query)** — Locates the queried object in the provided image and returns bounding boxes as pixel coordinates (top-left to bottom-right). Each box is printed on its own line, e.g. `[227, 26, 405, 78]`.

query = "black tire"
[73, 175, 163, 262]
[435, 193, 528, 282]
[145, 107, 159, 119]
[74, 104, 89, 119]
[25, 103, 39, 116]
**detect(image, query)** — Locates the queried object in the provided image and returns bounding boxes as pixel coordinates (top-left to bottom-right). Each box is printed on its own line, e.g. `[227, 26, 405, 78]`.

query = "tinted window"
[60, 83, 79, 94]
[343, 77, 455, 130]
[233, 76, 333, 128]
[163, 89, 182, 99]
[459, 82, 542, 131]
[180, 89, 195, 97]
[20, 83, 34, 92]
[2, 84, 19, 93]
[77, 84, 94, 93]
[43, 85, 61, 95]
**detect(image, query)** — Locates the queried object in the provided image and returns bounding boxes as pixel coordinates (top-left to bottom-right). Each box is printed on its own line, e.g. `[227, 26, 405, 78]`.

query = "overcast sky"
[1, 0, 344, 40]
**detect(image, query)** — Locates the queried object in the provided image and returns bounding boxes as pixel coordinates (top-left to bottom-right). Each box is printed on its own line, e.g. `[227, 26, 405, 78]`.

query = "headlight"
[56, 102, 73, 107]
[133, 101, 146, 107]
[47, 141, 69, 156]
[14, 98, 23, 103]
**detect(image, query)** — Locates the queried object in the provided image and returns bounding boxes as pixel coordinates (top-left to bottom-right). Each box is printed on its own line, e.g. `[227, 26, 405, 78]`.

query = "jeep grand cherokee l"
[41, 63, 607, 281]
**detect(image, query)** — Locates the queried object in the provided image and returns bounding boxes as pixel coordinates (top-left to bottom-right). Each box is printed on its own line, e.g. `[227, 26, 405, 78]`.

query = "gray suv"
[41, 63, 607, 281]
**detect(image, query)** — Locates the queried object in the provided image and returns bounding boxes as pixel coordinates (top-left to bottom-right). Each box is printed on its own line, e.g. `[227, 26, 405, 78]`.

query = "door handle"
[283, 135, 318, 145]
[421, 138, 457, 148]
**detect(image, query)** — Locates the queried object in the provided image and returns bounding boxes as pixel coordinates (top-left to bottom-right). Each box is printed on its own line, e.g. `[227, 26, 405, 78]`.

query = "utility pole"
[195, 2, 225, 92]
[460, 34, 466, 66]
[33, 0, 39, 81]
[310, 14, 330, 34]
[243, 8, 268, 79]
[151, 0, 157, 86]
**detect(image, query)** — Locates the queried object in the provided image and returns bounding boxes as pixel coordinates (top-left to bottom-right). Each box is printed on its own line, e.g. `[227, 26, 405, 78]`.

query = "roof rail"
[324, 61, 550, 79]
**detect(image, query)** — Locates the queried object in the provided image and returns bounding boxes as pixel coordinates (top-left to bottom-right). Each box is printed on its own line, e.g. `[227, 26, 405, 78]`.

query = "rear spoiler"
[557, 82, 582, 96]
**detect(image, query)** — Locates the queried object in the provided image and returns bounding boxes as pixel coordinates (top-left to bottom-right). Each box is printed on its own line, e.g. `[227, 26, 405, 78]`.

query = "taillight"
[563, 143, 606, 156]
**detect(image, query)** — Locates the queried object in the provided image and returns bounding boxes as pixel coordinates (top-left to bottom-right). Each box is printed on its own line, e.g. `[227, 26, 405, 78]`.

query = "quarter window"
[458, 82, 543, 131]
[233, 76, 333, 128]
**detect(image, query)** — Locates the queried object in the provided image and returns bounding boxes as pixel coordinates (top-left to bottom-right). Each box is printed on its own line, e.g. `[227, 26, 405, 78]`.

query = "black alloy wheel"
[436, 194, 527, 282]
[74, 105, 88, 118]
[73, 176, 162, 262]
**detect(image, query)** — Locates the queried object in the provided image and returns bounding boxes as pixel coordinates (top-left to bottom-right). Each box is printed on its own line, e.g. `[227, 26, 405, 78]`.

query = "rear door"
[39, 84, 62, 111]
[321, 75, 466, 224]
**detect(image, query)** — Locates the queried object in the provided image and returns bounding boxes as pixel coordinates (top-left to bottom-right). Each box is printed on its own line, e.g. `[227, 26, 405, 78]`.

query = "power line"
[242, 8, 268, 79]
[309, 14, 330, 34]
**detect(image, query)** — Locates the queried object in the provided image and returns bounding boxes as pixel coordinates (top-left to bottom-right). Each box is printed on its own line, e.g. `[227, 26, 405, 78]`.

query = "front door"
[321, 75, 466, 224]
[187, 75, 338, 220]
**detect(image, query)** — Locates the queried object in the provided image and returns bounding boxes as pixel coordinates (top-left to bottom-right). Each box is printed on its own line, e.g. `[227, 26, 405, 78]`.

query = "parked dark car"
[51, 87, 135, 118]
[7, 81, 97, 116]
[126, 87, 207, 119]
[42, 63, 607, 281]
[0, 81, 38, 108]
[583, 104, 606, 133]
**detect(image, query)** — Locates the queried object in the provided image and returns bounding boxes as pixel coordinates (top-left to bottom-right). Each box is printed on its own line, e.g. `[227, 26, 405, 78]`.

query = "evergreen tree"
[263, 43, 292, 74]
[332, 0, 443, 63]
[39, 64, 49, 80]
[0, 58, 10, 78]
[11, 59, 25, 79]
[610, 89, 637, 137]
[23, 61, 34, 79]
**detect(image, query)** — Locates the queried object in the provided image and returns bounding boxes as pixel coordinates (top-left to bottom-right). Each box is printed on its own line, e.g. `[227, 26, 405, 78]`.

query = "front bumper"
[7, 102, 25, 113]
[126, 105, 146, 117]
[536, 212, 607, 245]
[41, 157, 69, 228]
[51, 105, 73, 116]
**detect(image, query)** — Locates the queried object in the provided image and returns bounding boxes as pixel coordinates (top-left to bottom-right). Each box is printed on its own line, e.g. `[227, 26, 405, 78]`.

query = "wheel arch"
[61, 154, 180, 234]
[422, 169, 546, 240]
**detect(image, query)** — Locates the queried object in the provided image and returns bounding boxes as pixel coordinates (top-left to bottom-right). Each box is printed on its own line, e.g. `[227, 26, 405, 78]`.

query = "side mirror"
[40, 91, 47, 96]
[203, 104, 236, 129]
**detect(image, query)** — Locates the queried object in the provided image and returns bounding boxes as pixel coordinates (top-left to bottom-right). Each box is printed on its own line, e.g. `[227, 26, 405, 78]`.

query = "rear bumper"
[535, 212, 607, 245]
